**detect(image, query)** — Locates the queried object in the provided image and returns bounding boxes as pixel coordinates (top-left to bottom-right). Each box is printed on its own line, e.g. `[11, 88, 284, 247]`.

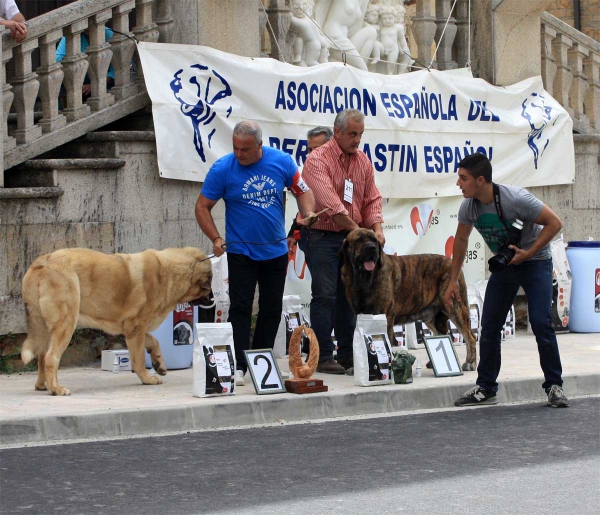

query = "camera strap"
[492, 182, 511, 232]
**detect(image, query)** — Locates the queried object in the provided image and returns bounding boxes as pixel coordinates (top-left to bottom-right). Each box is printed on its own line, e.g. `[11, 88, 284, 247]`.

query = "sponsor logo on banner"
[445, 236, 454, 259]
[410, 204, 434, 237]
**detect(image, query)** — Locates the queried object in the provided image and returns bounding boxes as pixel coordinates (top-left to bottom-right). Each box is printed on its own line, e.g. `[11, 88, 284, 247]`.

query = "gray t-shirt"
[458, 184, 550, 261]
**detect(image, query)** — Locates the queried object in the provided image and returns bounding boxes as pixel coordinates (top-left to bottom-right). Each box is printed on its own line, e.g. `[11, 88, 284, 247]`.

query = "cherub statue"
[363, 4, 385, 72]
[289, 0, 329, 66]
[394, 4, 414, 74]
[377, 5, 401, 74]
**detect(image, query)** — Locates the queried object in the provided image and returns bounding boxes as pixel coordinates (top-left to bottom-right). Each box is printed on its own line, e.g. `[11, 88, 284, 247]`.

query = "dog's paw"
[142, 375, 163, 385]
[50, 387, 71, 396]
[153, 361, 167, 376]
[35, 383, 47, 391]
[462, 362, 476, 372]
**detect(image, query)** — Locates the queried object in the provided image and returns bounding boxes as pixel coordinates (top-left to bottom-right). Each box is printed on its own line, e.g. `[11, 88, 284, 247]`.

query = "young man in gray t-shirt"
[445, 153, 569, 408]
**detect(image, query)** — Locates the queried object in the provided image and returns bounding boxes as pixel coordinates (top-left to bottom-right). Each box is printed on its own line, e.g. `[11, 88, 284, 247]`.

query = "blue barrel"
[566, 241, 600, 333]
[145, 304, 198, 369]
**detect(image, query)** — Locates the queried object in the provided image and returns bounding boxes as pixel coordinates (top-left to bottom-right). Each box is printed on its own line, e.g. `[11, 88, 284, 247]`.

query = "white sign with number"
[244, 349, 286, 395]
[424, 335, 463, 377]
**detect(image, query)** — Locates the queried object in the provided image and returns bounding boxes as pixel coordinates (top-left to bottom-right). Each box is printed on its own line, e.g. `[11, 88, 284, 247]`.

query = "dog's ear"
[374, 233, 383, 268]
[338, 237, 350, 261]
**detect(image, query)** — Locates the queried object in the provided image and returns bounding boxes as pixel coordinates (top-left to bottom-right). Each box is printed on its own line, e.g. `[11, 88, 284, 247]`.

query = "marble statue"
[289, 0, 328, 66]
[288, 0, 413, 75]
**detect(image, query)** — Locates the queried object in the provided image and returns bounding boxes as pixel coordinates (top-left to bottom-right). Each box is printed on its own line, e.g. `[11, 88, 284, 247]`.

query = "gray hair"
[233, 120, 262, 145]
[334, 109, 365, 131]
[307, 126, 333, 141]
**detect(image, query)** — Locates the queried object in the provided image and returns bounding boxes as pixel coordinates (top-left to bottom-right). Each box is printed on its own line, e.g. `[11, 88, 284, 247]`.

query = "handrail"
[0, 0, 174, 177]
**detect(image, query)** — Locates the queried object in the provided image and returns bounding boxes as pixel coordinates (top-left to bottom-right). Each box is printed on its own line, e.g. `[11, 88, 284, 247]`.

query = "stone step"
[0, 186, 63, 200]
[5, 158, 126, 188]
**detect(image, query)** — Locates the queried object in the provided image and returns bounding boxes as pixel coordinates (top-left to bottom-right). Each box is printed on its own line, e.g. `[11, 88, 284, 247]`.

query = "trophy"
[285, 325, 328, 394]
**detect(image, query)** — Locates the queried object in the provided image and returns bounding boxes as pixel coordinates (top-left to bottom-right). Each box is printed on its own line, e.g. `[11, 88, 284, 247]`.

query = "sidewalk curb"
[2, 373, 598, 446]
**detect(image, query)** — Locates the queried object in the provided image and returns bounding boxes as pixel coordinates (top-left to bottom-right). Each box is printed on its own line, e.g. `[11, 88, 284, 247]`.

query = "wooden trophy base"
[285, 377, 329, 394]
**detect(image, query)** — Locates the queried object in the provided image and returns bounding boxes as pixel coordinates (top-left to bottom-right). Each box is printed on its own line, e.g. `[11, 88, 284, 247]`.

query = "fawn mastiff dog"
[340, 229, 476, 371]
[21, 247, 213, 395]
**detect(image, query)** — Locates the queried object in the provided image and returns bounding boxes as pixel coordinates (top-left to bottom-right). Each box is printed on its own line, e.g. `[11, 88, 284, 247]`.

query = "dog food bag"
[353, 314, 393, 387]
[273, 295, 310, 358]
[503, 306, 516, 339]
[393, 324, 407, 347]
[210, 253, 230, 323]
[550, 236, 572, 332]
[193, 323, 236, 398]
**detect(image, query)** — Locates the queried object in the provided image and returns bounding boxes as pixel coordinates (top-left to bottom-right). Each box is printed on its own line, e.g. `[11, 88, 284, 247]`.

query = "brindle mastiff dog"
[21, 247, 213, 395]
[340, 229, 476, 371]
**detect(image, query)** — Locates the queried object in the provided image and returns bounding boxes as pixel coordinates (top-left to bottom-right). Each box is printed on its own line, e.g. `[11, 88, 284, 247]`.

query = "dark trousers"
[299, 230, 356, 366]
[227, 252, 288, 374]
[477, 258, 563, 393]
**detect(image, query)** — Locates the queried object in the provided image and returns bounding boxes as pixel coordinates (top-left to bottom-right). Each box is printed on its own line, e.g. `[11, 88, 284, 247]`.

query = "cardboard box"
[101, 350, 132, 372]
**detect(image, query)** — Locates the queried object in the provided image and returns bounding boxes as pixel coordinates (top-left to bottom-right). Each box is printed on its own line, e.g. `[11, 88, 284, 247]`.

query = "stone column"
[1, 41, 16, 167]
[154, 0, 174, 43]
[540, 21, 557, 96]
[568, 42, 590, 129]
[454, 0, 470, 68]
[0, 31, 4, 186]
[265, 0, 291, 62]
[583, 53, 600, 131]
[132, 0, 160, 90]
[434, 0, 458, 70]
[11, 39, 43, 144]
[110, 0, 138, 101]
[411, 0, 437, 69]
[552, 33, 574, 117]
[37, 28, 67, 134]
[61, 19, 92, 122]
[86, 9, 115, 112]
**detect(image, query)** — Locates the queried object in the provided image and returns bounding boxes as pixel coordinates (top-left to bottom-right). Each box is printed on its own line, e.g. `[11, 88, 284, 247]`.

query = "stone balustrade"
[0, 0, 172, 180]
[541, 12, 600, 135]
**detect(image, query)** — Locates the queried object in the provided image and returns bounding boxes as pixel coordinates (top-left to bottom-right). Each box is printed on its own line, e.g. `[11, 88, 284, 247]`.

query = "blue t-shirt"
[56, 28, 115, 79]
[201, 146, 297, 260]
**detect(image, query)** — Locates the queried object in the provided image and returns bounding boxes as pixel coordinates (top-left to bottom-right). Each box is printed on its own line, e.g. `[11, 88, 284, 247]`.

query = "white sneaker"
[235, 370, 245, 386]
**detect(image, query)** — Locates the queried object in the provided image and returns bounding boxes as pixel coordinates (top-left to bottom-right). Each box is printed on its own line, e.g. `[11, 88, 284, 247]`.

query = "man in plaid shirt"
[300, 109, 384, 374]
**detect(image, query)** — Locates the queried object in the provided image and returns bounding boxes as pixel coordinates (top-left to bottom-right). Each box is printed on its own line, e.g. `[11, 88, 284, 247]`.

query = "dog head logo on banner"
[521, 92, 554, 169]
[169, 65, 233, 162]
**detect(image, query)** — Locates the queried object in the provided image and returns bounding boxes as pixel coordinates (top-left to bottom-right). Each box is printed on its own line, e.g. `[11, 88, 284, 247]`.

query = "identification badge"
[344, 179, 353, 204]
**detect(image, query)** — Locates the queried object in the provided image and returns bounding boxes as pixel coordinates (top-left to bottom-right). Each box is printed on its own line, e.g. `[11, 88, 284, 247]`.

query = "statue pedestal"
[285, 377, 328, 394]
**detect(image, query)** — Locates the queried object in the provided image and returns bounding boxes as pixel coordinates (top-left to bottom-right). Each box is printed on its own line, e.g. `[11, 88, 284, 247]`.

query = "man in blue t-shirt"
[195, 121, 316, 384]
[445, 153, 569, 409]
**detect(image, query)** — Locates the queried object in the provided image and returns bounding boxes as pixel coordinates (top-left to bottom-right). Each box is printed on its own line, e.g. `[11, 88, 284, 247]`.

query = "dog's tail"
[21, 303, 48, 364]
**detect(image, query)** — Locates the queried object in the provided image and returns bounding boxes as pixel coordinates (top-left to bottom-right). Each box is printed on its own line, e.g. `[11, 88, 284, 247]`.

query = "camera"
[488, 219, 523, 273]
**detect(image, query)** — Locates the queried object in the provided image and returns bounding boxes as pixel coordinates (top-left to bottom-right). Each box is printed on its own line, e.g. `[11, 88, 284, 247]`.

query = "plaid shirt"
[301, 137, 383, 232]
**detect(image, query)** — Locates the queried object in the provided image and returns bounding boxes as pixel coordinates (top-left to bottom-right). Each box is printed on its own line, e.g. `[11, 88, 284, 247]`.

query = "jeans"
[299, 230, 356, 365]
[477, 258, 563, 393]
[227, 252, 288, 374]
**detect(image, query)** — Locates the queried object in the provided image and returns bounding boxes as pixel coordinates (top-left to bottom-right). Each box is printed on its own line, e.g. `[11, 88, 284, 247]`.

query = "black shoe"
[546, 385, 569, 408]
[455, 386, 498, 407]
[316, 359, 346, 375]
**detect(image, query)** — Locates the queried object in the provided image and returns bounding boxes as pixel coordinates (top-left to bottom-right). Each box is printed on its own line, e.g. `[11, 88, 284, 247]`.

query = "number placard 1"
[244, 349, 287, 395]
[423, 336, 463, 377]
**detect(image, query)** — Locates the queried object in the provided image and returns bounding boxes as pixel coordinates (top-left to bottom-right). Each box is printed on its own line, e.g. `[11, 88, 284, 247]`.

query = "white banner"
[284, 193, 485, 307]
[139, 42, 574, 198]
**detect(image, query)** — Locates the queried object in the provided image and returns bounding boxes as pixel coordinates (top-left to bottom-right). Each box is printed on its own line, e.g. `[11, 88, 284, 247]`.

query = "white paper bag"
[193, 323, 236, 397]
[353, 314, 393, 386]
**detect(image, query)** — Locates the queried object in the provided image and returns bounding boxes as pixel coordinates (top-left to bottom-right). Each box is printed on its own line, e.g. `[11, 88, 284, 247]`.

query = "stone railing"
[261, 0, 470, 72]
[541, 12, 600, 134]
[0, 0, 173, 181]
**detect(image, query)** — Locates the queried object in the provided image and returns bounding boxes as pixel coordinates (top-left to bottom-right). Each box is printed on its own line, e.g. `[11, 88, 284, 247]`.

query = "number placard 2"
[424, 336, 463, 377]
[244, 349, 287, 395]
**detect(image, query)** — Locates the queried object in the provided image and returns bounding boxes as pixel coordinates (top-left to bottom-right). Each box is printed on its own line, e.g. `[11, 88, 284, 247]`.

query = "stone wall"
[0, 132, 222, 334]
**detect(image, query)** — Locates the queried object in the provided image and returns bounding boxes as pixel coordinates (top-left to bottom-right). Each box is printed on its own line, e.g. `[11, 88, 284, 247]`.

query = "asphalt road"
[1, 397, 599, 515]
